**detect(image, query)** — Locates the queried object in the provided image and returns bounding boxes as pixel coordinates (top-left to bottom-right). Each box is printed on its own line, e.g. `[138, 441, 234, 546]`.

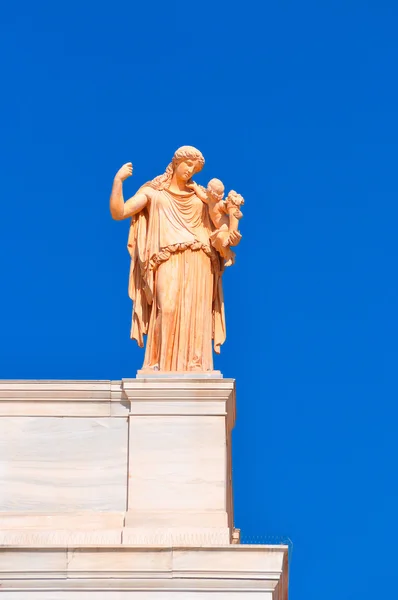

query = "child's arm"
[187, 181, 209, 204]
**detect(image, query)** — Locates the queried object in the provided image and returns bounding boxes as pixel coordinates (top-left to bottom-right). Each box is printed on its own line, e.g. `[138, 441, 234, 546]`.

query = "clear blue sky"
[1, 1, 398, 597]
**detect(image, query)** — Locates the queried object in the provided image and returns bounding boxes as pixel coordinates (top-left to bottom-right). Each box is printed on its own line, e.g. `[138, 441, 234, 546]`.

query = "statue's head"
[172, 146, 205, 182]
[147, 146, 205, 191]
[226, 190, 244, 207]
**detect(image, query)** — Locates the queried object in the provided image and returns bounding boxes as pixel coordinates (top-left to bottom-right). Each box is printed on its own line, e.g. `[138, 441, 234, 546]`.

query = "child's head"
[207, 178, 224, 202]
[226, 190, 244, 206]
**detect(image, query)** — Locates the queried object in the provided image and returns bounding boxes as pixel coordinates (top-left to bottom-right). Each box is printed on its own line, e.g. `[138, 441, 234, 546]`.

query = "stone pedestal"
[123, 376, 235, 545]
[0, 378, 289, 599]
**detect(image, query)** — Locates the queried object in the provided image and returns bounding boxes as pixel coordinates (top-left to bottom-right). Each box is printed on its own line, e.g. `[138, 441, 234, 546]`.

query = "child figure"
[225, 189, 244, 232]
[189, 179, 244, 267]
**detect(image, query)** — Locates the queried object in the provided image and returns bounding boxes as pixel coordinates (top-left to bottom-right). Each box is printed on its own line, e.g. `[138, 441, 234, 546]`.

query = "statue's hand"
[115, 162, 133, 182]
[228, 230, 242, 247]
[187, 181, 208, 204]
[186, 181, 199, 192]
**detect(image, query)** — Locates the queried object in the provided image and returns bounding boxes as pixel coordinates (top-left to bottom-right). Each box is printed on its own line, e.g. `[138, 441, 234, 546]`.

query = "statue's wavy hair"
[145, 146, 205, 191]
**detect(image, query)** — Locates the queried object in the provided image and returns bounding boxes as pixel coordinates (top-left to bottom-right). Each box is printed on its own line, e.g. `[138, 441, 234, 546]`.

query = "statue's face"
[175, 159, 199, 182]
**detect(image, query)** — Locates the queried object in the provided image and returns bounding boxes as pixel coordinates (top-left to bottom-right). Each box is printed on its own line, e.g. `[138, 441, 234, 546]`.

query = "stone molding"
[0, 545, 288, 598]
[122, 527, 230, 546]
[0, 380, 128, 417]
[122, 377, 235, 425]
[0, 379, 235, 422]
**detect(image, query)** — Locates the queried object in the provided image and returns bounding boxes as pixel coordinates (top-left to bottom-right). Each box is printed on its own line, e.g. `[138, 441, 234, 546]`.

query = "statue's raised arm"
[110, 162, 149, 220]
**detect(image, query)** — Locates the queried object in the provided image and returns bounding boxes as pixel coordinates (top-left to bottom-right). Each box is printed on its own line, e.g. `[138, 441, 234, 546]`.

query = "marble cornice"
[0, 379, 235, 422]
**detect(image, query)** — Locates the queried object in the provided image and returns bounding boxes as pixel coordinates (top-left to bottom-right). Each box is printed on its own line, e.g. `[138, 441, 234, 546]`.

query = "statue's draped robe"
[127, 187, 226, 371]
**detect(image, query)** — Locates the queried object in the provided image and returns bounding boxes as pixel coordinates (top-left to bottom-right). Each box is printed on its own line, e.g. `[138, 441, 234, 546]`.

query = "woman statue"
[110, 146, 242, 372]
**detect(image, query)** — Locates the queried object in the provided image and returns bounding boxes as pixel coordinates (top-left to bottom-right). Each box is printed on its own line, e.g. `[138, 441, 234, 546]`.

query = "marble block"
[0, 416, 128, 512]
[0, 378, 236, 544]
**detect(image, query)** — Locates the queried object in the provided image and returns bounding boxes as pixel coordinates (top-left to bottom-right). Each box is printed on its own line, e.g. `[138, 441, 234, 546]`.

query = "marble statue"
[110, 146, 244, 372]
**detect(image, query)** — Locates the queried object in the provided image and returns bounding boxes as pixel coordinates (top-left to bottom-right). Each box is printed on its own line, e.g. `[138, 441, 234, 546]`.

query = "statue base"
[0, 378, 289, 599]
[136, 370, 223, 378]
